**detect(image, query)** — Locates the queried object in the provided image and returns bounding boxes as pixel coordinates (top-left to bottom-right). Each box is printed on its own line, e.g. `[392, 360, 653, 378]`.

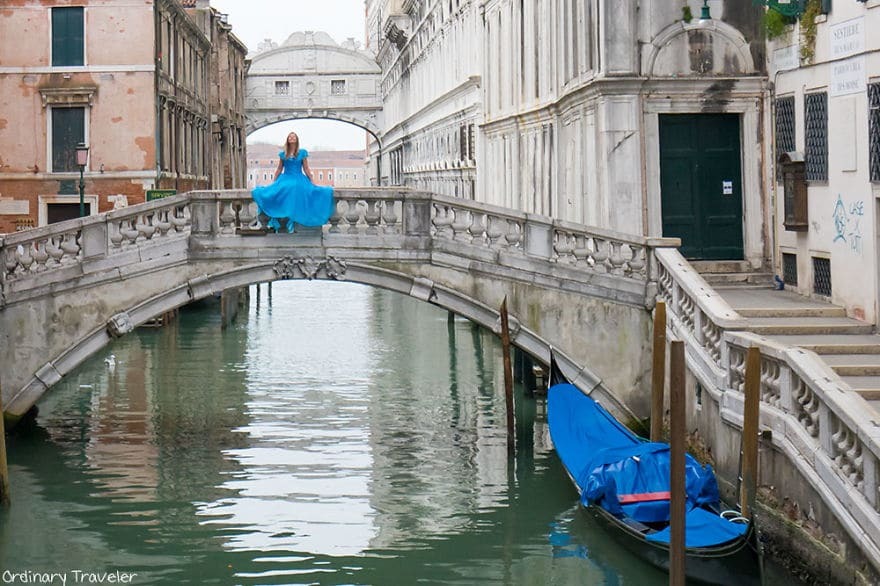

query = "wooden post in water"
[669, 341, 686, 586]
[499, 296, 515, 451]
[0, 382, 10, 506]
[651, 301, 667, 442]
[741, 347, 761, 520]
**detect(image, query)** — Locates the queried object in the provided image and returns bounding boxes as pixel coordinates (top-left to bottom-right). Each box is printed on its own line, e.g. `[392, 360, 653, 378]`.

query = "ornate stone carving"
[273, 255, 348, 281]
[107, 312, 134, 338]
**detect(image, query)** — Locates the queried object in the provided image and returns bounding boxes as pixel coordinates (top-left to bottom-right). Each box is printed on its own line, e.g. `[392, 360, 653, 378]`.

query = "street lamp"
[75, 142, 89, 217]
[699, 0, 712, 21]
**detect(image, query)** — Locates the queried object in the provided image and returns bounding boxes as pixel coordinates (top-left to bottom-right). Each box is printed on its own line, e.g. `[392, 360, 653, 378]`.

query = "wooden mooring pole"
[651, 301, 667, 442]
[499, 296, 515, 451]
[741, 347, 761, 520]
[669, 340, 686, 586]
[0, 382, 10, 506]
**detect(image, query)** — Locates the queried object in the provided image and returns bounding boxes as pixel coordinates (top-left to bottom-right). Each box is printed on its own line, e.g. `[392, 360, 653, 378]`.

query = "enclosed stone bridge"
[3, 189, 880, 575]
[245, 32, 383, 140]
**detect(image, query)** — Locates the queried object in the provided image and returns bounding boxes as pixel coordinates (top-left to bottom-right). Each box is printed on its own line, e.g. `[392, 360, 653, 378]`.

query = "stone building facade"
[367, 0, 767, 262]
[767, 1, 880, 322]
[0, 0, 246, 233]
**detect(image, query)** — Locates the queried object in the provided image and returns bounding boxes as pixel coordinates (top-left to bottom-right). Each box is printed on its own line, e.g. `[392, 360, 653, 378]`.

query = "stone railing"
[656, 247, 880, 563]
[2, 193, 192, 287]
[1, 189, 678, 308]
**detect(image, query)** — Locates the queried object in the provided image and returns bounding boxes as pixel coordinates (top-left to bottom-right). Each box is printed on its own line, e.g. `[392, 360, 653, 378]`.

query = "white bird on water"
[105, 354, 117, 371]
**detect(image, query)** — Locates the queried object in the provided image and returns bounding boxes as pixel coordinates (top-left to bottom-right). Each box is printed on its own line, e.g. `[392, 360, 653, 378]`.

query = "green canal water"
[1, 282, 799, 584]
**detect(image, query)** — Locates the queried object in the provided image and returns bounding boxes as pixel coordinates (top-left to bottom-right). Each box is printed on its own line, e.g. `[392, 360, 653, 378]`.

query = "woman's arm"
[302, 158, 314, 182]
[273, 159, 283, 181]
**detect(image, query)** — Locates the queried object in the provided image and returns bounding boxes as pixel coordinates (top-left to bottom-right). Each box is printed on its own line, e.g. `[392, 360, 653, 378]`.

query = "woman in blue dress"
[252, 132, 335, 232]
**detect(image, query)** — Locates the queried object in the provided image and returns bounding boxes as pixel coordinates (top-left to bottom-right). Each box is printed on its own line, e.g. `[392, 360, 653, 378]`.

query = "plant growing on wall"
[682, 4, 693, 23]
[800, 0, 821, 63]
[764, 8, 795, 40]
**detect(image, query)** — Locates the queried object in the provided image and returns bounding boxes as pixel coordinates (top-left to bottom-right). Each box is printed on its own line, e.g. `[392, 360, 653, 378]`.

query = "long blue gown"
[251, 149, 335, 231]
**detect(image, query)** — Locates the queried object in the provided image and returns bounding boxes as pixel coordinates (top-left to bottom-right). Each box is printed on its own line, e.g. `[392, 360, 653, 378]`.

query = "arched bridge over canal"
[3, 189, 880, 574]
[0, 189, 672, 422]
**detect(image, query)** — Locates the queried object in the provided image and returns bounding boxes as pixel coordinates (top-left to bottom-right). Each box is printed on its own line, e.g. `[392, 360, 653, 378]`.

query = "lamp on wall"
[699, 0, 712, 21]
[75, 142, 89, 217]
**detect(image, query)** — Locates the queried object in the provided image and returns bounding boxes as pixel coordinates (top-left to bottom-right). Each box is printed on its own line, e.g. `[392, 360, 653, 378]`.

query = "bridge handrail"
[657, 247, 880, 567]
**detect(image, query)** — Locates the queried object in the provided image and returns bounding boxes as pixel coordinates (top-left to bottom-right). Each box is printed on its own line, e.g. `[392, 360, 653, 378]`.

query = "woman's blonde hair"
[284, 133, 299, 159]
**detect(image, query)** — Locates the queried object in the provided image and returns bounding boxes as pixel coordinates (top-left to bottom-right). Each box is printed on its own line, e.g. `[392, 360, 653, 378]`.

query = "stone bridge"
[0, 189, 670, 423]
[3, 189, 880, 576]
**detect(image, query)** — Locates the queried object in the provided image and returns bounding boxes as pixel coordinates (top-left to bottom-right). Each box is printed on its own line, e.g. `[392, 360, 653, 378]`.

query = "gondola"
[547, 352, 763, 585]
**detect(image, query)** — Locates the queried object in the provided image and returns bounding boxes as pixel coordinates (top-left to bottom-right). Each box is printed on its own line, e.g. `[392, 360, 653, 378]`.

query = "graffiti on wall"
[832, 195, 864, 254]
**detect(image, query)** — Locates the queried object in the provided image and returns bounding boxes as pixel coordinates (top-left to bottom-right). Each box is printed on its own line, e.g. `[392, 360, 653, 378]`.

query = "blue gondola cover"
[549, 383, 746, 547]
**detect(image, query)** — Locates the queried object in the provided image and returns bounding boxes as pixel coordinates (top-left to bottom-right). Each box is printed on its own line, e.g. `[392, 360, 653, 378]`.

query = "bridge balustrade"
[656, 247, 880, 565]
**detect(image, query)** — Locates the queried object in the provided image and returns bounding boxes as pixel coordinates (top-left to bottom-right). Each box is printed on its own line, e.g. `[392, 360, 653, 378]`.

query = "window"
[329, 173, 333, 181]
[775, 97, 795, 182]
[813, 256, 831, 296]
[319, 172, 324, 181]
[804, 92, 828, 182]
[275, 81, 289, 95]
[52, 7, 84, 66]
[331, 80, 346, 95]
[870, 83, 880, 183]
[782, 253, 798, 286]
[51, 107, 85, 172]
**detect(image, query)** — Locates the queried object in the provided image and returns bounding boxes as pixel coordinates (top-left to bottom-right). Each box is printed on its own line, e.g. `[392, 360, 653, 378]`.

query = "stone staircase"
[694, 261, 880, 412]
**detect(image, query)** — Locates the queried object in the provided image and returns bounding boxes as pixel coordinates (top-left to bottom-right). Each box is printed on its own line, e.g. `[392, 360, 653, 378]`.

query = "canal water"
[1, 282, 797, 584]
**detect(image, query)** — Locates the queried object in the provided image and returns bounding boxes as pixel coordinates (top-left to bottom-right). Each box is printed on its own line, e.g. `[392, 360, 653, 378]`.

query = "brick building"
[0, 0, 247, 233]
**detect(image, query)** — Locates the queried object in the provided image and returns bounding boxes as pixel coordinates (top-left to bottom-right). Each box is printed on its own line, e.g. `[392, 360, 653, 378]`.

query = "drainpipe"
[154, 3, 161, 191]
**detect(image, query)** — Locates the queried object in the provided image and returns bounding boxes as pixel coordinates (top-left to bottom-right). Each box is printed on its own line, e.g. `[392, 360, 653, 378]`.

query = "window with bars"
[782, 253, 798, 286]
[813, 256, 831, 296]
[805, 92, 828, 182]
[331, 80, 346, 95]
[51, 107, 85, 172]
[274, 81, 289, 95]
[52, 7, 84, 67]
[870, 83, 880, 183]
[775, 97, 795, 182]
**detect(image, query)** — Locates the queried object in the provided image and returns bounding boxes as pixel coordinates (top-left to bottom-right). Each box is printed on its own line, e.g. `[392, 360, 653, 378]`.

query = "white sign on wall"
[831, 56, 866, 97]
[829, 17, 864, 60]
[773, 45, 799, 74]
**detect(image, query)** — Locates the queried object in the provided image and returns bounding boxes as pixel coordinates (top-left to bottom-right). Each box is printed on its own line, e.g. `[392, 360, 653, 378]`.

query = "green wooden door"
[659, 114, 744, 260]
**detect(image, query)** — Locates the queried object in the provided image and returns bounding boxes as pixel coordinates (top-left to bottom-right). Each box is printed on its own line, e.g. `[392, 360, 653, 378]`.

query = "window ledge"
[814, 14, 828, 24]
[867, 0, 880, 8]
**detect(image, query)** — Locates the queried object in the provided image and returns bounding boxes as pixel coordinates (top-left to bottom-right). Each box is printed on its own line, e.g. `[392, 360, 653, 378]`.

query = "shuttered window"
[52, 7, 84, 67]
[52, 107, 85, 172]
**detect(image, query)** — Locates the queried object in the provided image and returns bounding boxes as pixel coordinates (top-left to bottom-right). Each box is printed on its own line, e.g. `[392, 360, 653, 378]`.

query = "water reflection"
[3, 281, 764, 584]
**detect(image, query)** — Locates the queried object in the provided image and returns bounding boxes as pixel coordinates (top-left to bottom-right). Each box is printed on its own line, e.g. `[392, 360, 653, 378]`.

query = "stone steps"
[702, 273, 775, 286]
[745, 316, 874, 336]
[821, 354, 880, 376]
[767, 334, 880, 354]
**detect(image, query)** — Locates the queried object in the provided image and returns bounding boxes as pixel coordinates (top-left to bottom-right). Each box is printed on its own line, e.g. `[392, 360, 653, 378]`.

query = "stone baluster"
[31, 241, 49, 270]
[344, 200, 362, 233]
[451, 207, 471, 242]
[504, 220, 523, 251]
[469, 211, 487, 245]
[485, 215, 506, 247]
[553, 230, 575, 263]
[364, 200, 381, 235]
[219, 202, 237, 235]
[572, 235, 592, 268]
[627, 245, 646, 276]
[608, 240, 626, 274]
[433, 204, 454, 239]
[592, 238, 609, 272]
[382, 200, 399, 232]
[137, 212, 157, 240]
[328, 200, 343, 233]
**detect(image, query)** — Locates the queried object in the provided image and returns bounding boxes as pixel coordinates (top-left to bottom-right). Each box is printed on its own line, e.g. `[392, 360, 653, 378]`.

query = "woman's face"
[287, 133, 298, 146]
